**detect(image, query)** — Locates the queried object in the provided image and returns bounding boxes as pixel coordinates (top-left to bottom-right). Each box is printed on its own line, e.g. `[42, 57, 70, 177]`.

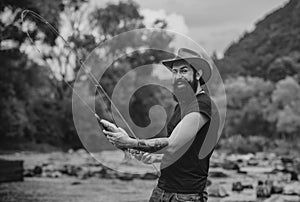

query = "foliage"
[217, 0, 300, 82]
[2, 0, 299, 152]
[223, 76, 274, 137]
[0, 0, 174, 150]
[0, 0, 85, 149]
[222, 75, 300, 140]
[268, 76, 300, 137]
[90, 0, 144, 37]
[218, 134, 270, 154]
[215, 0, 300, 144]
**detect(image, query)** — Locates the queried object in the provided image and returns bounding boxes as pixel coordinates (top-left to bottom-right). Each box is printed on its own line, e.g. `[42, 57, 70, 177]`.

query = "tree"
[0, 0, 64, 146]
[267, 52, 300, 82]
[224, 76, 274, 137]
[217, 0, 300, 81]
[267, 76, 300, 138]
[1, 0, 175, 150]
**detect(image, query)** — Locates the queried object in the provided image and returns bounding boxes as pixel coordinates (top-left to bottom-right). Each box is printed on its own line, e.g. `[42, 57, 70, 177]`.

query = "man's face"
[171, 60, 198, 93]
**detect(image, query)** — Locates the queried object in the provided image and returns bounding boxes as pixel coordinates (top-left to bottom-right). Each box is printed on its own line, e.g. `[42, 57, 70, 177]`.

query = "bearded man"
[101, 48, 219, 202]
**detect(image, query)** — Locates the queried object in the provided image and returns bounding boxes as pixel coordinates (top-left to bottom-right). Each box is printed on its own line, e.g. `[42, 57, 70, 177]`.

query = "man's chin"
[175, 86, 186, 92]
[174, 86, 185, 94]
[174, 86, 193, 100]
[173, 80, 197, 102]
[174, 83, 193, 93]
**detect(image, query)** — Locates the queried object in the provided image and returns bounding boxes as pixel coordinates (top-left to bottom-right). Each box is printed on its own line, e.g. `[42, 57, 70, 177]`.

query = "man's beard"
[173, 76, 198, 103]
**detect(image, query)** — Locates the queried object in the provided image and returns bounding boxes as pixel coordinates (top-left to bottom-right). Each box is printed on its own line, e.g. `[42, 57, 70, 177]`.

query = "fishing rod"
[21, 10, 159, 173]
[21, 9, 136, 138]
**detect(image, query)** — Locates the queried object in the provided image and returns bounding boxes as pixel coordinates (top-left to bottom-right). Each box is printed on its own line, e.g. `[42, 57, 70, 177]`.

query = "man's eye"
[181, 69, 188, 74]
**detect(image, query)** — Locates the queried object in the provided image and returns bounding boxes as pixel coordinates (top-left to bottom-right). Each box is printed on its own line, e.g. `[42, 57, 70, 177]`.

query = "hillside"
[217, 0, 300, 82]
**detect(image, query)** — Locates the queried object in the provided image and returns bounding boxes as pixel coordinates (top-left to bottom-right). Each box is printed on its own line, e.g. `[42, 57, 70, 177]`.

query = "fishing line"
[21, 9, 160, 174]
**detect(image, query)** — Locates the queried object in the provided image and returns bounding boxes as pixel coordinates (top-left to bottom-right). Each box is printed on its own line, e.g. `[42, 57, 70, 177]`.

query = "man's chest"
[167, 105, 182, 137]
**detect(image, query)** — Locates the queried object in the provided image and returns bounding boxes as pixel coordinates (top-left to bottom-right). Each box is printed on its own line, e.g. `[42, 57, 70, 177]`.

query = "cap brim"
[162, 57, 212, 83]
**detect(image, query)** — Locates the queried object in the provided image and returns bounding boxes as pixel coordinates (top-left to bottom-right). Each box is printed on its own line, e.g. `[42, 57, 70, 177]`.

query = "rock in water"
[117, 172, 134, 181]
[222, 160, 239, 170]
[141, 172, 158, 180]
[33, 165, 42, 175]
[256, 180, 271, 198]
[232, 181, 243, 192]
[263, 195, 300, 202]
[283, 182, 300, 195]
[209, 171, 228, 178]
[208, 184, 229, 197]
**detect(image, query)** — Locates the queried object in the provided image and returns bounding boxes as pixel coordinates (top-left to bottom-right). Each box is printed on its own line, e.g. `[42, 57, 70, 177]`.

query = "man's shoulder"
[195, 92, 212, 106]
[183, 92, 219, 120]
[197, 93, 220, 119]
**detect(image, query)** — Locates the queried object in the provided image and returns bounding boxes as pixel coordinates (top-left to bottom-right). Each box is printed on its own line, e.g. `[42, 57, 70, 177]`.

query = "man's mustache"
[174, 78, 189, 86]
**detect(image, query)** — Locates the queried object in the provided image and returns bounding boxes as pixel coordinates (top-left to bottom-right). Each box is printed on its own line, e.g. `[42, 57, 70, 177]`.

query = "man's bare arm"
[127, 112, 208, 154]
[129, 138, 169, 153]
[102, 112, 208, 154]
[129, 112, 208, 154]
[161, 112, 208, 154]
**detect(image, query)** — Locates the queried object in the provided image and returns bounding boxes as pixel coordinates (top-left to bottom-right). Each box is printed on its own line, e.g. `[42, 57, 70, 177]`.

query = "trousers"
[149, 186, 208, 202]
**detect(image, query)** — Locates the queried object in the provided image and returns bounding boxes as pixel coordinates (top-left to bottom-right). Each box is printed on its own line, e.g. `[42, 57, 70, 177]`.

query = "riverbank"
[0, 150, 300, 202]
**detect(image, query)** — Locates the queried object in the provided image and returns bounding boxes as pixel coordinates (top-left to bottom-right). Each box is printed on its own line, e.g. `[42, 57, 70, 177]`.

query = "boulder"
[281, 157, 293, 164]
[209, 171, 228, 178]
[222, 160, 239, 170]
[33, 165, 43, 175]
[243, 184, 253, 189]
[99, 167, 117, 179]
[263, 195, 300, 202]
[237, 169, 247, 174]
[271, 184, 284, 194]
[140, 172, 158, 180]
[283, 182, 300, 195]
[77, 167, 91, 180]
[71, 181, 82, 185]
[206, 179, 212, 187]
[247, 159, 259, 166]
[42, 171, 62, 178]
[208, 184, 229, 198]
[256, 180, 272, 198]
[232, 181, 243, 192]
[232, 181, 253, 192]
[23, 169, 34, 177]
[61, 164, 81, 176]
[117, 172, 135, 181]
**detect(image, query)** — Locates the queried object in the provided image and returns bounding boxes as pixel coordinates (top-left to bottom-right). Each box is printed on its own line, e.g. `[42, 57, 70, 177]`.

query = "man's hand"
[99, 119, 119, 133]
[129, 149, 144, 161]
[100, 119, 135, 149]
[130, 149, 162, 164]
[140, 152, 156, 164]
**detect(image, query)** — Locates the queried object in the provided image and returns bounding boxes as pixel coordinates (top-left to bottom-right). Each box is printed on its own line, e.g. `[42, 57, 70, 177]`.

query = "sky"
[92, 0, 289, 58]
[138, 0, 290, 57]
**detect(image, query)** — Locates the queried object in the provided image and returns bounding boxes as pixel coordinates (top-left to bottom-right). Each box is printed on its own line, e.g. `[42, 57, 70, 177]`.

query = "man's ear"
[196, 69, 203, 80]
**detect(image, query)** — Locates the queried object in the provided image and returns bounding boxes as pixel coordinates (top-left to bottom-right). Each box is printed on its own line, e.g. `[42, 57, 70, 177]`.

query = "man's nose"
[174, 72, 182, 79]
